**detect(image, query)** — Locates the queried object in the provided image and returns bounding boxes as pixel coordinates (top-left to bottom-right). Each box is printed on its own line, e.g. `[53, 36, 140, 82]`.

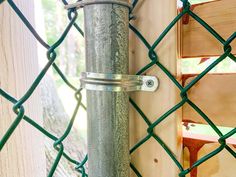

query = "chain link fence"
[0, 0, 235, 177]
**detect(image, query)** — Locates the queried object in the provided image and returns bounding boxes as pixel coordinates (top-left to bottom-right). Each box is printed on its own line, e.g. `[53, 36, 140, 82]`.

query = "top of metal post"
[65, 0, 133, 10]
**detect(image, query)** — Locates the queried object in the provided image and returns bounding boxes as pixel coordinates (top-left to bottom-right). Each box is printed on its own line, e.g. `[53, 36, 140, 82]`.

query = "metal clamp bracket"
[80, 72, 159, 92]
[65, 0, 133, 10]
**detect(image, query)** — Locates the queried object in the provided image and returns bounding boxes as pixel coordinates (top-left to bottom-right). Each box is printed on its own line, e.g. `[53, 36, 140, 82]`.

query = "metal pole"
[84, 0, 130, 176]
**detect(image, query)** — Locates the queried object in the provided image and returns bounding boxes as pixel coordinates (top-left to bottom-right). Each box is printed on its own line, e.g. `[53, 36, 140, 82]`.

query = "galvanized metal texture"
[80, 72, 159, 92]
[65, 0, 132, 10]
[84, 1, 130, 176]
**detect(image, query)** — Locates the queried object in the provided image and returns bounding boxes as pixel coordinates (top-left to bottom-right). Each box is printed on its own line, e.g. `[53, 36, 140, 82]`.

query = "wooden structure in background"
[129, 0, 182, 176]
[0, 1, 46, 177]
[183, 143, 236, 177]
[183, 74, 236, 127]
[182, 74, 236, 177]
[180, 0, 236, 176]
[181, 0, 236, 58]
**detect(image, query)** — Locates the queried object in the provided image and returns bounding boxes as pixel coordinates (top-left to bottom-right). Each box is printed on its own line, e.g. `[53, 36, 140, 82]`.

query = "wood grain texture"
[181, 0, 236, 58]
[0, 1, 46, 177]
[183, 74, 236, 127]
[129, 0, 182, 176]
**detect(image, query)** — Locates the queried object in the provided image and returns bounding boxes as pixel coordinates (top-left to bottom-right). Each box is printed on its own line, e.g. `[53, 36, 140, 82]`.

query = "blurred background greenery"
[41, 0, 87, 135]
[42, 0, 85, 78]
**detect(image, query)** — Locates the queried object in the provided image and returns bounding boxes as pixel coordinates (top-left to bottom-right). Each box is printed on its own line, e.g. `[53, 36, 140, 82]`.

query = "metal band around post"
[80, 72, 159, 92]
[65, 0, 133, 10]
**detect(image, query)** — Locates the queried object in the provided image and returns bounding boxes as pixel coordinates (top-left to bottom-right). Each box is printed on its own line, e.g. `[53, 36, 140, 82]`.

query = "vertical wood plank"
[0, 1, 46, 177]
[129, 0, 182, 176]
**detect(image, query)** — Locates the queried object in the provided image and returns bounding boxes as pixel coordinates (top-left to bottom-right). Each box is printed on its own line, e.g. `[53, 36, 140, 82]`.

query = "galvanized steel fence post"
[84, 0, 130, 176]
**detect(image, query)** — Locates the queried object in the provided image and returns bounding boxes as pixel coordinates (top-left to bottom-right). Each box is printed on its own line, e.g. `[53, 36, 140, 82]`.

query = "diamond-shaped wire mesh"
[0, 0, 235, 177]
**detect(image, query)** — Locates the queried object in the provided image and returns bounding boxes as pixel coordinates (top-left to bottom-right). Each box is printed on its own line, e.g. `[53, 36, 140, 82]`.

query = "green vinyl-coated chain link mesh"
[0, 0, 235, 177]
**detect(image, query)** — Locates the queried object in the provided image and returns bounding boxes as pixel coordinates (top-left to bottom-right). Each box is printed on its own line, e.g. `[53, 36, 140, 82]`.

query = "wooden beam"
[129, 0, 182, 176]
[183, 73, 236, 127]
[181, 0, 236, 58]
[0, 1, 46, 176]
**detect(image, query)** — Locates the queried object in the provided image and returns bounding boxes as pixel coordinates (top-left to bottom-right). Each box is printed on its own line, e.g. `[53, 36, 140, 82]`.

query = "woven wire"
[0, 0, 235, 177]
